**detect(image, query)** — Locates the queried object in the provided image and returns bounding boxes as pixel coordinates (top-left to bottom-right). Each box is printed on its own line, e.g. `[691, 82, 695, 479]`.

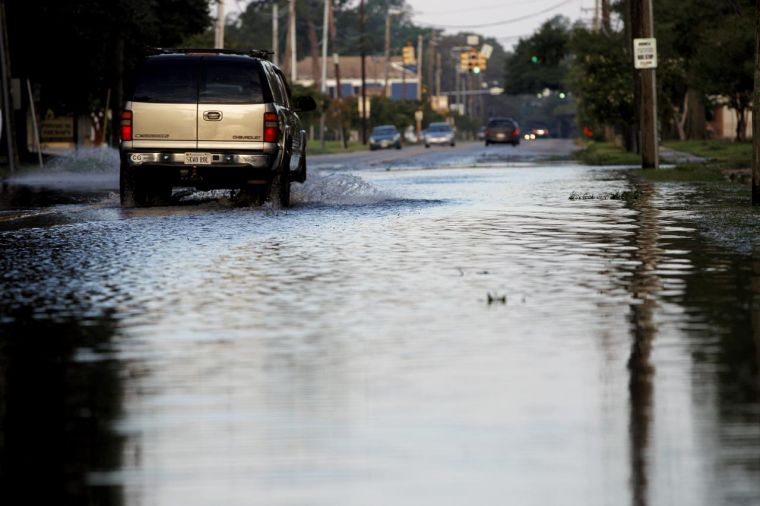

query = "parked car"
[423, 122, 455, 148]
[369, 124, 402, 150]
[119, 48, 316, 208]
[484, 117, 520, 146]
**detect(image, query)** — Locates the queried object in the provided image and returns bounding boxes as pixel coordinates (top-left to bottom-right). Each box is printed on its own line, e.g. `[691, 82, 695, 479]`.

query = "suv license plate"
[184, 152, 212, 165]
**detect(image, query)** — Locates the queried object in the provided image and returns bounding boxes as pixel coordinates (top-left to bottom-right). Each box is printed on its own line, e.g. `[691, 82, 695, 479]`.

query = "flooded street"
[1, 140, 759, 506]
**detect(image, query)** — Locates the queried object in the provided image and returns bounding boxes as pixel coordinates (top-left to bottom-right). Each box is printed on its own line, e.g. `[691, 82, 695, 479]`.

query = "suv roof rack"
[150, 48, 274, 60]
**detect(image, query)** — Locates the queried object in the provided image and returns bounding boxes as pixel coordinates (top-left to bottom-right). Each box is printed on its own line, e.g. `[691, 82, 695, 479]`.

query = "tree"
[654, 0, 755, 141]
[6, 0, 210, 147]
[693, 9, 756, 141]
[504, 16, 571, 95]
[567, 27, 633, 140]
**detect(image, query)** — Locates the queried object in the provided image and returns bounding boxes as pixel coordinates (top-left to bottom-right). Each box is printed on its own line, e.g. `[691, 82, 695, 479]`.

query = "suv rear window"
[133, 58, 198, 103]
[132, 56, 266, 104]
[200, 59, 264, 104]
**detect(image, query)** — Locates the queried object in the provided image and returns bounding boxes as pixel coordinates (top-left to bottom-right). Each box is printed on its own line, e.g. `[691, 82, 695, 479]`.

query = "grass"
[573, 141, 641, 165]
[636, 163, 725, 183]
[306, 140, 367, 156]
[662, 139, 751, 168]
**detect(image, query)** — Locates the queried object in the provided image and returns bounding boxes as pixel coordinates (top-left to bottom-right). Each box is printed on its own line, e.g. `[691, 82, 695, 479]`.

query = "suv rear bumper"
[125, 151, 273, 168]
[121, 150, 278, 190]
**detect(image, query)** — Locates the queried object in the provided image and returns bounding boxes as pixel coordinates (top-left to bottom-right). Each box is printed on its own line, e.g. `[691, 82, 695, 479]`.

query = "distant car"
[484, 117, 520, 146]
[369, 125, 402, 150]
[424, 122, 455, 148]
[525, 124, 550, 140]
[477, 126, 486, 140]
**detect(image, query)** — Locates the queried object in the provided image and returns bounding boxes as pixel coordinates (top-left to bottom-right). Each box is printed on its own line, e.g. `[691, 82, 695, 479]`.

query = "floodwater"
[0, 142, 759, 506]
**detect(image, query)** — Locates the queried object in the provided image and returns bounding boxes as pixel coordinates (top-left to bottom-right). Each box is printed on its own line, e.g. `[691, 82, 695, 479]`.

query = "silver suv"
[119, 49, 316, 208]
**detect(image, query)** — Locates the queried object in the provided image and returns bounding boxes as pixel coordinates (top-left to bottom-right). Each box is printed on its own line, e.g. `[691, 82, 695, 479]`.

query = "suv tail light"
[512, 128, 521, 138]
[263, 112, 279, 143]
[120, 111, 133, 141]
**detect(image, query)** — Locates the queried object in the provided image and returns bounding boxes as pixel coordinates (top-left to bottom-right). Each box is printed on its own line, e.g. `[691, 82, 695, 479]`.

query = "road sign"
[480, 43, 493, 60]
[467, 35, 479, 46]
[633, 38, 657, 69]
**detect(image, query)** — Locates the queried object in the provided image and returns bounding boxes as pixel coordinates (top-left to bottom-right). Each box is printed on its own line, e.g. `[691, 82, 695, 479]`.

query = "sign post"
[632, 0, 658, 170]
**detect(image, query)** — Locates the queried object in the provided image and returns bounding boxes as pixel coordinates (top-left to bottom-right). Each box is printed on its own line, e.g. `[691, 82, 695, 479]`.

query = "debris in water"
[487, 292, 507, 305]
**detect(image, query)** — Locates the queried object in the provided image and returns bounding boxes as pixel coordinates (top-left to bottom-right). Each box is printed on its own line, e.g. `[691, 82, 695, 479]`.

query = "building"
[294, 56, 419, 100]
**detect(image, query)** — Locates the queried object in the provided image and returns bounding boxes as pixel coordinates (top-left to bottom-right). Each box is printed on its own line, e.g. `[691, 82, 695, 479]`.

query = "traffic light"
[468, 49, 479, 71]
[531, 55, 541, 64]
[402, 44, 415, 65]
[461, 48, 488, 73]
[459, 51, 470, 73]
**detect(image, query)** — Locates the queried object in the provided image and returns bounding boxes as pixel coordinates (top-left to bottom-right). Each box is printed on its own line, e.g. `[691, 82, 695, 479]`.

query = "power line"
[412, 0, 558, 17]
[412, 0, 579, 29]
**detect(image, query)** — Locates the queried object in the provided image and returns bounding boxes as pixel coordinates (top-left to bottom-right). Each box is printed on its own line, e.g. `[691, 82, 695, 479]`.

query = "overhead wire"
[411, 0, 557, 17]
[411, 0, 579, 29]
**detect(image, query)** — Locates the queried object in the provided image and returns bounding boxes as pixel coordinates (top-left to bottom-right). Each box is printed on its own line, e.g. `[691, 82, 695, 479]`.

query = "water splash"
[44, 147, 120, 173]
[7, 147, 119, 190]
[292, 172, 391, 205]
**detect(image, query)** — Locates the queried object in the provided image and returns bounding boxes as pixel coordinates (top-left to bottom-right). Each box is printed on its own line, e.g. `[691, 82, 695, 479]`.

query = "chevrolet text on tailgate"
[119, 48, 316, 208]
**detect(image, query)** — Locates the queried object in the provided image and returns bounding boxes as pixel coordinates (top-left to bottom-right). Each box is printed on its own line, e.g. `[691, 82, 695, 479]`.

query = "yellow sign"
[40, 117, 74, 142]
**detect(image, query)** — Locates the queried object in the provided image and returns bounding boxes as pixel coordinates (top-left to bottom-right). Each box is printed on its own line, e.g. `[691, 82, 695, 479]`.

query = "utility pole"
[383, 8, 402, 97]
[360, 0, 367, 144]
[435, 52, 441, 98]
[334, 52, 347, 148]
[427, 32, 437, 99]
[632, 0, 658, 169]
[384, 11, 391, 96]
[319, 0, 329, 149]
[214, 0, 225, 49]
[753, 0, 760, 204]
[0, 0, 17, 172]
[601, 0, 611, 32]
[289, 0, 297, 82]
[272, 3, 279, 66]
[321, 0, 329, 93]
[416, 34, 423, 100]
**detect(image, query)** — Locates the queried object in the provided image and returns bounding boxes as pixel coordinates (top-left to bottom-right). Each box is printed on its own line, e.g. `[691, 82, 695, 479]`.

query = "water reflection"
[626, 181, 660, 506]
[0, 309, 124, 505]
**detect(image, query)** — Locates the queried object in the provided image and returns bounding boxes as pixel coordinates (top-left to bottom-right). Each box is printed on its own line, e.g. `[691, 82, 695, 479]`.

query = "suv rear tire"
[269, 153, 291, 209]
[120, 161, 143, 208]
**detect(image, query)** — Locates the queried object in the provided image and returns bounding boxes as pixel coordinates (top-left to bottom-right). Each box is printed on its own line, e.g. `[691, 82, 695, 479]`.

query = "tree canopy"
[503, 16, 571, 95]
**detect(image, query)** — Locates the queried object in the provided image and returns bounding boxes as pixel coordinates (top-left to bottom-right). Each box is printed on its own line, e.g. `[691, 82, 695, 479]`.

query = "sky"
[222, 0, 594, 49]
[405, 0, 592, 47]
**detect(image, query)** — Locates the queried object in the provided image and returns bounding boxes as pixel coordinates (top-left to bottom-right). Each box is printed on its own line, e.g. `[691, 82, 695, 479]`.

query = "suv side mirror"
[293, 96, 317, 112]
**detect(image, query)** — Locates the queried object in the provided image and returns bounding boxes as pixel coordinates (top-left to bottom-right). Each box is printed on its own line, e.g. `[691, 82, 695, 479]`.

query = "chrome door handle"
[203, 111, 223, 121]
